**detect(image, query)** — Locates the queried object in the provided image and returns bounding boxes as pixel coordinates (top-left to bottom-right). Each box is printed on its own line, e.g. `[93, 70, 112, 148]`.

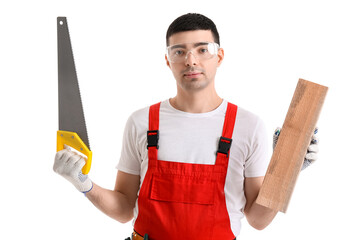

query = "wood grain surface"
[256, 79, 328, 213]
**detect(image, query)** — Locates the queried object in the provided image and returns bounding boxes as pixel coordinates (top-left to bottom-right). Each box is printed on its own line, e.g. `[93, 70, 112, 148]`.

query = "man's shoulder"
[129, 105, 150, 119]
[127, 100, 167, 124]
[227, 103, 265, 135]
[231, 103, 262, 123]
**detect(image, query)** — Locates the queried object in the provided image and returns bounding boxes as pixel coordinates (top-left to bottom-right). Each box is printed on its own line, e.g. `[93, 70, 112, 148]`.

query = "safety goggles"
[166, 42, 220, 63]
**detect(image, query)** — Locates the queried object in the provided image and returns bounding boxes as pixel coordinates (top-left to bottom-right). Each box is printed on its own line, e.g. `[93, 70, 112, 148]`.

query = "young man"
[54, 13, 318, 240]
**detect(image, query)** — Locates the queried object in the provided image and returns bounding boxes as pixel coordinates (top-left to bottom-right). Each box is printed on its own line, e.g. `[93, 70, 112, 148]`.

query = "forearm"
[86, 183, 134, 223]
[244, 198, 278, 230]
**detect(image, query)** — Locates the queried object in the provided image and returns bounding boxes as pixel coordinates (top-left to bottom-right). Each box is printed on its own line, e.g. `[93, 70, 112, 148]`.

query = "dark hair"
[166, 13, 220, 46]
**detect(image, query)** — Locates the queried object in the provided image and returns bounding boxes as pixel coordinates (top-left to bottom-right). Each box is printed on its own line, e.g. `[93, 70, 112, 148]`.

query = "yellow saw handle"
[57, 130, 92, 175]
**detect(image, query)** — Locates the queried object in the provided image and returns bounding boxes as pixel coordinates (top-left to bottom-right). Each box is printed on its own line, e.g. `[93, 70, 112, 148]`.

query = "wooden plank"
[256, 79, 328, 213]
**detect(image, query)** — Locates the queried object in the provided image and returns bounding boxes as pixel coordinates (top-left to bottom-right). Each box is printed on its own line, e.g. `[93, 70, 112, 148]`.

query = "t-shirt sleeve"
[116, 115, 142, 175]
[244, 118, 270, 177]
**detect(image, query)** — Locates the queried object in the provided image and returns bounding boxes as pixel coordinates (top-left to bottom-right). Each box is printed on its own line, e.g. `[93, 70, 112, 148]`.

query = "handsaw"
[57, 17, 92, 174]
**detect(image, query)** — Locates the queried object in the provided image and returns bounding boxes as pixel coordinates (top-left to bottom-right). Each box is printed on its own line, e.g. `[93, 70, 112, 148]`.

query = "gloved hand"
[273, 127, 319, 171]
[53, 145, 93, 193]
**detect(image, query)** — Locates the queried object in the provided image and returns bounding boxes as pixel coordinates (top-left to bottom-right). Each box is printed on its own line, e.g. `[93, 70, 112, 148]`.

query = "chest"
[156, 114, 225, 164]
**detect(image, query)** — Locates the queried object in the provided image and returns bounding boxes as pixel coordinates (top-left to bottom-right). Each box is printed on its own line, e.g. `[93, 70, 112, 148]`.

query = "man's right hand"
[53, 146, 93, 193]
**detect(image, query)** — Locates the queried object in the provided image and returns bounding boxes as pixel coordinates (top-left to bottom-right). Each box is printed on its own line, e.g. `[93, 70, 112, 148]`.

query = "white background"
[1, 0, 359, 239]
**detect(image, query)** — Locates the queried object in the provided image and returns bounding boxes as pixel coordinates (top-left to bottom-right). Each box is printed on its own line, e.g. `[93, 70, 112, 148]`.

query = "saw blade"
[58, 17, 90, 150]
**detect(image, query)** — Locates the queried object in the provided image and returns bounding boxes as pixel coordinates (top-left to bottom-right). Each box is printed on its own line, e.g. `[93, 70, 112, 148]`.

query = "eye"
[174, 50, 184, 56]
[199, 48, 208, 54]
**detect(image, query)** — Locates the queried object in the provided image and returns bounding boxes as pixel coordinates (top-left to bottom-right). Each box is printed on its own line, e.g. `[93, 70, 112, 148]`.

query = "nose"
[185, 51, 198, 66]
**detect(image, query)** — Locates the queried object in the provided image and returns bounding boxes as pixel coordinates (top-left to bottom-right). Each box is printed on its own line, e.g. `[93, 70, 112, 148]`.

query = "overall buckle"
[217, 136, 232, 157]
[147, 130, 159, 149]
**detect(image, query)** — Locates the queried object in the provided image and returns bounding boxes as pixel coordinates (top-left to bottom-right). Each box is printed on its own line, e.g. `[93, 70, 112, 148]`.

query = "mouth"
[184, 71, 202, 78]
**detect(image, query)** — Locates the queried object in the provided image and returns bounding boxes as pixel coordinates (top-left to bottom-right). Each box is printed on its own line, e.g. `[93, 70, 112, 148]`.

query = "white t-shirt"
[116, 99, 270, 236]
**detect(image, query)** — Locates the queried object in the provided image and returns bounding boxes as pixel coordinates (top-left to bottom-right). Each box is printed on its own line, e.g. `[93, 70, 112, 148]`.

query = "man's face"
[165, 30, 224, 92]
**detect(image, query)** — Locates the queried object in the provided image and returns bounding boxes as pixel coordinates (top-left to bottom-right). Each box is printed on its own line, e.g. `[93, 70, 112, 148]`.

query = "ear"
[165, 54, 171, 69]
[217, 48, 224, 67]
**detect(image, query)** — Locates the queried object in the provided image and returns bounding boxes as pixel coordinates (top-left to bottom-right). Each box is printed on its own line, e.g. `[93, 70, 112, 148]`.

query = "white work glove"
[53, 146, 93, 193]
[273, 127, 319, 171]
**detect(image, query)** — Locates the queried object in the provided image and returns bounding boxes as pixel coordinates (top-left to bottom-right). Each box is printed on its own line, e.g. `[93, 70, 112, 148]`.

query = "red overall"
[134, 102, 238, 240]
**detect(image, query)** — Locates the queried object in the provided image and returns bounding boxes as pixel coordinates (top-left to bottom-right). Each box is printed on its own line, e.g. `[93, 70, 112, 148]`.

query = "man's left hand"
[273, 127, 319, 170]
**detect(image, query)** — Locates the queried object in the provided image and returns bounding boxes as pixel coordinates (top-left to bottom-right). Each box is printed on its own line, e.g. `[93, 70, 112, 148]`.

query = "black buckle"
[147, 130, 159, 149]
[217, 136, 232, 157]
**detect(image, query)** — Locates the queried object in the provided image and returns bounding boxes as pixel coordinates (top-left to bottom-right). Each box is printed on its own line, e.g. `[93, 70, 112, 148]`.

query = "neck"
[170, 87, 222, 113]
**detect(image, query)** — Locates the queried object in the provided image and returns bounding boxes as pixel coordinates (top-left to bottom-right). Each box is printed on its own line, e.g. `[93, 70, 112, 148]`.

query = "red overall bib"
[134, 102, 237, 240]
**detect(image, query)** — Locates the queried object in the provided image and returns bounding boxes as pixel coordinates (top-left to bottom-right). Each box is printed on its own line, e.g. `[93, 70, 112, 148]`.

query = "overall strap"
[222, 102, 237, 139]
[147, 102, 161, 167]
[216, 102, 238, 166]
